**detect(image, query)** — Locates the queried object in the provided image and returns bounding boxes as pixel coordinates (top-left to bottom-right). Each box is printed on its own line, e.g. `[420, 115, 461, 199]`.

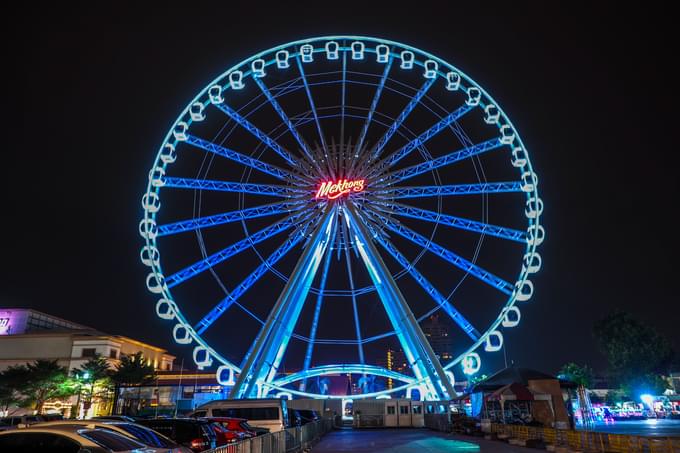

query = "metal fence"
[206, 419, 334, 453]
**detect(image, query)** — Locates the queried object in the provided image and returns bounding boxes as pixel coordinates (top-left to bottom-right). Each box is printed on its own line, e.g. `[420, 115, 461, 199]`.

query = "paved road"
[312, 428, 531, 452]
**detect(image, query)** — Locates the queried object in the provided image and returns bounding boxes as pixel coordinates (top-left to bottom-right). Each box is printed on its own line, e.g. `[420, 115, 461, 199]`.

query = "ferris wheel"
[140, 36, 544, 400]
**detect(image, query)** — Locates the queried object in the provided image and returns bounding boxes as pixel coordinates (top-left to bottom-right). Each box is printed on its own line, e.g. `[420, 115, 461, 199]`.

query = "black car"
[136, 418, 217, 452]
[297, 410, 320, 424]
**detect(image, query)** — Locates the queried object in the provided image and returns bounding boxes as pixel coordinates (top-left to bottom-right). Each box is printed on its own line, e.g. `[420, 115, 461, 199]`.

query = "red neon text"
[315, 179, 366, 200]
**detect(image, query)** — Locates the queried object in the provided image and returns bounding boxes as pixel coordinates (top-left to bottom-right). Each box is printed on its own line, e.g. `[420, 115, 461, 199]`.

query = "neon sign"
[315, 179, 365, 200]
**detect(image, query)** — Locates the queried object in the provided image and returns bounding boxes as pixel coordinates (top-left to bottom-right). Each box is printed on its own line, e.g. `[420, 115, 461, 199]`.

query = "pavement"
[312, 428, 533, 452]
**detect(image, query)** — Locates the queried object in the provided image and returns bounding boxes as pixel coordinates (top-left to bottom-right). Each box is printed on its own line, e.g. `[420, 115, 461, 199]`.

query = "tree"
[594, 311, 675, 398]
[0, 365, 32, 415]
[73, 355, 114, 415]
[23, 360, 77, 413]
[109, 352, 156, 415]
[558, 363, 593, 388]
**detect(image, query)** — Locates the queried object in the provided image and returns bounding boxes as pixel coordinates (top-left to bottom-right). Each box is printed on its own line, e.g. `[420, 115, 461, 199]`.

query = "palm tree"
[110, 352, 156, 415]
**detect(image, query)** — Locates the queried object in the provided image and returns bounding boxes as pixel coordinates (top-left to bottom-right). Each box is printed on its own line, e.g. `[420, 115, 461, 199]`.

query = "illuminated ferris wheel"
[140, 36, 544, 400]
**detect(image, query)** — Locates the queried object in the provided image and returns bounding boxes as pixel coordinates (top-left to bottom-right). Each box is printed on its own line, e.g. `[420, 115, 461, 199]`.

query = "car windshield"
[115, 423, 178, 448]
[79, 429, 147, 451]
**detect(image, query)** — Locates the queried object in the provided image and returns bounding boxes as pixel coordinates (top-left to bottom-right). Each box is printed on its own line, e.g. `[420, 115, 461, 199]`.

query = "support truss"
[185, 134, 299, 182]
[163, 177, 303, 198]
[374, 202, 527, 243]
[165, 210, 312, 288]
[369, 209, 514, 295]
[158, 201, 306, 237]
[344, 201, 455, 400]
[373, 181, 522, 199]
[194, 214, 318, 334]
[230, 208, 336, 398]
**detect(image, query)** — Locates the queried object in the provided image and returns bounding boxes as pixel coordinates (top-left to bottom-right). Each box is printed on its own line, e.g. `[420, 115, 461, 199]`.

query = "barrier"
[207, 419, 334, 453]
[488, 423, 680, 452]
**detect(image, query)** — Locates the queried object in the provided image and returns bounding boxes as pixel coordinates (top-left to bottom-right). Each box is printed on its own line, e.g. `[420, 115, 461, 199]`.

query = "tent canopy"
[485, 382, 535, 401]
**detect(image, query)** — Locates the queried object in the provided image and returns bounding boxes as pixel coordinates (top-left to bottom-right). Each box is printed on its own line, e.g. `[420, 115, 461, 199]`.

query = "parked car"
[0, 425, 171, 452]
[204, 417, 257, 438]
[1, 415, 45, 428]
[136, 418, 217, 452]
[207, 421, 247, 446]
[32, 420, 192, 451]
[297, 409, 320, 424]
[189, 398, 288, 433]
[288, 409, 303, 427]
[91, 415, 138, 422]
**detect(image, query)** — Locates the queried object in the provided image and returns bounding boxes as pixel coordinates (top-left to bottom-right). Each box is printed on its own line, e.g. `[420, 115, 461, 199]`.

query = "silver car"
[0, 425, 172, 452]
[33, 421, 192, 452]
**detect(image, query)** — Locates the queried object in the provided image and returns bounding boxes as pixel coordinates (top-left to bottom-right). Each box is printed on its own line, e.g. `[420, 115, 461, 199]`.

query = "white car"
[32, 421, 192, 452]
[0, 425, 171, 452]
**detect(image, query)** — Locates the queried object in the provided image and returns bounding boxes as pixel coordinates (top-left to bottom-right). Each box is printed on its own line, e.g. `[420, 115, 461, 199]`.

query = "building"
[421, 315, 453, 361]
[0, 308, 175, 417]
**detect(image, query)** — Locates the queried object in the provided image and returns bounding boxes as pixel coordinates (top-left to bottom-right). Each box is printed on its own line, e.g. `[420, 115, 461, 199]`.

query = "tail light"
[189, 438, 207, 451]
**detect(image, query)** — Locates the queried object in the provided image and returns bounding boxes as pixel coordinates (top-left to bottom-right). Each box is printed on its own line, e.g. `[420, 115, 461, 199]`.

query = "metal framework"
[140, 36, 544, 401]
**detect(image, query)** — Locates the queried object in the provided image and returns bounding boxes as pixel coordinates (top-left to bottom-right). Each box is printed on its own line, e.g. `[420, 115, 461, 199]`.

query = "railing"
[489, 423, 680, 453]
[206, 419, 334, 453]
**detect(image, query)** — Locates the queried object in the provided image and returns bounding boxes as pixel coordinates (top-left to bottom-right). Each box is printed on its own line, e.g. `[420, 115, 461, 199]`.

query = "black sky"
[4, 2, 679, 377]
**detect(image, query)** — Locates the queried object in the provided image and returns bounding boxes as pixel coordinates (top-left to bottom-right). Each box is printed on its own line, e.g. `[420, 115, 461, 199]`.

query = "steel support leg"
[343, 201, 455, 400]
[229, 207, 337, 398]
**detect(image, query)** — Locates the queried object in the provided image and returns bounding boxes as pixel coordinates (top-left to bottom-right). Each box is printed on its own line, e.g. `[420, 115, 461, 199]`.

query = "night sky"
[4, 3, 678, 379]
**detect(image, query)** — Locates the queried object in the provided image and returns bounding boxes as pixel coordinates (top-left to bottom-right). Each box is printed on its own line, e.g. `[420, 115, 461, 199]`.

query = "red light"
[315, 179, 365, 200]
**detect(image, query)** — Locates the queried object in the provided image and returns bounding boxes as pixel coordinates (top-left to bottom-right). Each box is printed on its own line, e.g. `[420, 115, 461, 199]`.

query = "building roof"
[471, 365, 574, 392]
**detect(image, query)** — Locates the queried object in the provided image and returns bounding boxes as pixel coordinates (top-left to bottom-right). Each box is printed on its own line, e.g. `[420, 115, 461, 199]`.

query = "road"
[312, 428, 530, 452]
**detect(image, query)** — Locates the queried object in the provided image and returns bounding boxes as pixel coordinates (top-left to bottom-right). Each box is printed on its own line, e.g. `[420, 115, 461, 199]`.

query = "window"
[412, 405, 422, 414]
[192, 410, 207, 417]
[0, 432, 80, 453]
[82, 348, 97, 358]
[80, 429, 146, 451]
[399, 405, 409, 414]
[110, 349, 118, 359]
[386, 406, 396, 415]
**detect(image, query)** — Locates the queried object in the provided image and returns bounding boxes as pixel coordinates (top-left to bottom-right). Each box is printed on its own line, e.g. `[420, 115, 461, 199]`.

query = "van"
[190, 399, 289, 433]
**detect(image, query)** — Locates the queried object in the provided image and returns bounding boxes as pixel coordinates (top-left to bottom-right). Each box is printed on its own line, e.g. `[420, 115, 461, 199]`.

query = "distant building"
[421, 314, 453, 361]
[0, 308, 175, 417]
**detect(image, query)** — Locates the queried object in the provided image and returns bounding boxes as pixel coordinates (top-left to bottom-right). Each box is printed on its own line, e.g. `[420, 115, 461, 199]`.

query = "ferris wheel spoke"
[300, 214, 337, 391]
[372, 181, 522, 199]
[163, 177, 305, 198]
[156, 200, 309, 237]
[295, 56, 331, 177]
[366, 104, 474, 177]
[184, 134, 306, 183]
[194, 217, 317, 334]
[367, 208, 514, 295]
[253, 77, 322, 174]
[349, 56, 393, 176]
[213, 102, 304, 170]
[371, 233, 480, 340]
[375, 202, 527, 243]
[374, 137, 505, 185]
[367, 77, 436, 164]
[165, 210, 313, 289]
